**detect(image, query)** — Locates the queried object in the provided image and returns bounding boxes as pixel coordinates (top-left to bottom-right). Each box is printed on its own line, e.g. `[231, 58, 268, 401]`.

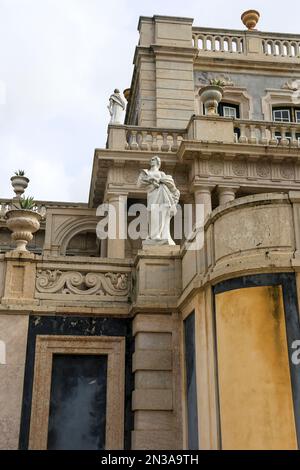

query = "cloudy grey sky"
[0, 0, 299, 202]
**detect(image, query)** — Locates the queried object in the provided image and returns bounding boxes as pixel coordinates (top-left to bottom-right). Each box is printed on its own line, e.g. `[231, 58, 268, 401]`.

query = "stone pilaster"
[132, 313, 182, 450]
[0, 314, 29, 449]
[106, 193, 127, 259]
[136, 16, 197, 129]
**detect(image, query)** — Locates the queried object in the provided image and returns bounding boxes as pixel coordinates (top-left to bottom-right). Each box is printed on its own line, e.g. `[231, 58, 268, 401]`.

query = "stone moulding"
[28, 335, 125, 450]
[36, 269, 130, 300]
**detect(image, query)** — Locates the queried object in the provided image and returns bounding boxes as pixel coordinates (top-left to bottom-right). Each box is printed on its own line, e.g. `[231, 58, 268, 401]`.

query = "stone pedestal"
[1, 252, 37, 306]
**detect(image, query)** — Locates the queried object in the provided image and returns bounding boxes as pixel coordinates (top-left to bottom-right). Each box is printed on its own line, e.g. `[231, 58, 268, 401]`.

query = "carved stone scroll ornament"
[36, 269, 130, 297]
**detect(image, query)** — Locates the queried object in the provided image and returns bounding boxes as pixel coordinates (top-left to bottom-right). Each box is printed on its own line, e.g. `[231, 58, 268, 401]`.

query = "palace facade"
[1, 11, 300, 450]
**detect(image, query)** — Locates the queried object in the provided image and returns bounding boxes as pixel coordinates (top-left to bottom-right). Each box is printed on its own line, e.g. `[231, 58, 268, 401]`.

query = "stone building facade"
[1, 13, 300, 450]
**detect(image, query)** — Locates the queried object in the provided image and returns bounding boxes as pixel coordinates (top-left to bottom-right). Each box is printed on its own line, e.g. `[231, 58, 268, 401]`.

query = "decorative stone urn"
[241, 10, 260, 30]
[199, 85, 224, 115]
[123, 88, 131, 101]
[10, 175, 29, 198]
[6, 209, 42, 252]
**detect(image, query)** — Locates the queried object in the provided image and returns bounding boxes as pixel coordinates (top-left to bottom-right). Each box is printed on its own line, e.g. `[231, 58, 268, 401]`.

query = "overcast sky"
[0, 0, 300, 202]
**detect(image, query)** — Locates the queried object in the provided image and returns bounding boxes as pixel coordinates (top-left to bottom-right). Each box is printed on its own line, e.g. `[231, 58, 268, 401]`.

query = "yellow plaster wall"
[215, 285, 297, 450]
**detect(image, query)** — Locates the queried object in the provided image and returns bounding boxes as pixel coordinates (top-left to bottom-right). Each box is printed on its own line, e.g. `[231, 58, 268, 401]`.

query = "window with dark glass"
[272, 106, 300, 123]
[184, 312, 199, 450]
[218, 102, 240, 119]
[47, 354, 108, 450]
[272, 106, 300, 144]
[218, 102, 240, 140]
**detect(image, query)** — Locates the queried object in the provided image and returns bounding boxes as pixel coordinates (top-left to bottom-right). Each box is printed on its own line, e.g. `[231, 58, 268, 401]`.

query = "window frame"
[218, 102, 240, 119]
[273, 108, 291, 123]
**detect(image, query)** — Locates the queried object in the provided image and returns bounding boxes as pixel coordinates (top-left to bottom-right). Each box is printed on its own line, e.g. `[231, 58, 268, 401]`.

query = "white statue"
[138, 156, 180, 246]
[107, 89, 126, 124]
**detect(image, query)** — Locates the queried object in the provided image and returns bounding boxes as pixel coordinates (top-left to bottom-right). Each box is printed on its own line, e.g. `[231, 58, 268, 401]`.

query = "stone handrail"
[262, 34, 300, 58]
[125, 126, 186, 152]
[192, 28, 245, 54]
[192, 27, 300, 60]
[233, 119, 300, 146]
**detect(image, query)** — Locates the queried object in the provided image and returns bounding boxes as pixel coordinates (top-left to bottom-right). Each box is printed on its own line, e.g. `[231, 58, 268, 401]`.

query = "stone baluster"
[220, 37, 225, 52]
[278, 42, 284, 56]
[291, 128, 298, 147]
[140, 131, 149, 151]
[238, 124, 248, 143]
[130, 131, 139, 150]
[280, 126, 289, 146]
[161, 132, 170, 152]
[151, 132, 159, 152]
[249, 124, 257, 144]
[286, 42, 292, 57]
[238, 37, 243, 53]
[269, 126, 278, 146]
[171, 133, 179, 152]
[211, 37, 216, 51]
[260, 125, 268, 145]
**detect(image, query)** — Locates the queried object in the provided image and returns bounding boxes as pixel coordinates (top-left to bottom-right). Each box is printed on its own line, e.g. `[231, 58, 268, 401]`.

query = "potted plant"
[10, 170, 29, 198]
[6, 196, 42, 252]
[199, 79, 225, 116]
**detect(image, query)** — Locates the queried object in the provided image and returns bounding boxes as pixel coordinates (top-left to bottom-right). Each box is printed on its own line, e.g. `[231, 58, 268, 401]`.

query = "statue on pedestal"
[107, 89, 126, 124]
[138, 156, 180, 246]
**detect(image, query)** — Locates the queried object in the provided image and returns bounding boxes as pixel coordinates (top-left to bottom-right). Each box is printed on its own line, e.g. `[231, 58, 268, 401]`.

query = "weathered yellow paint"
[215, 285, 297, 450]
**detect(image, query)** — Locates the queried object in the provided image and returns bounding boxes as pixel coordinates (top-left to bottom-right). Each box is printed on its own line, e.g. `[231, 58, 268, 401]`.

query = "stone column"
[218, 186, 238, 206]
[106, 193, 127, 259]
[194, 186, 213, 220]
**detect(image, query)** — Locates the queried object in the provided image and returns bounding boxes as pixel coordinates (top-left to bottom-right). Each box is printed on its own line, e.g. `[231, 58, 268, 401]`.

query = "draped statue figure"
[107, 89, 125, 124]
[138, 156, 180, 246]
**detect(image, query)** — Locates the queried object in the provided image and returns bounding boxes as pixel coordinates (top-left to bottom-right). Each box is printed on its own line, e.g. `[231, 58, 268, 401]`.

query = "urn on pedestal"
[10, 170, 29, 198]
[199, 82, 224, 116]
[6, 208, 42, 252]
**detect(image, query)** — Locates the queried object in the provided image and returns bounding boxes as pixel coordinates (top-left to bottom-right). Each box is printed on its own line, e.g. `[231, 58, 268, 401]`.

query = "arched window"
[65, 231, 100, 257]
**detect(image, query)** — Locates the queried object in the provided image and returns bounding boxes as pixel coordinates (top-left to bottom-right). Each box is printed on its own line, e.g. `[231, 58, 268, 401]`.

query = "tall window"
[184, 312, 199, 450]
